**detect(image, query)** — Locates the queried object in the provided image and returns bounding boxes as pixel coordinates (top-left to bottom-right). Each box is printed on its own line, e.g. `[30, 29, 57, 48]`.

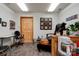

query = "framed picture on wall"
[10, 20, 15, 29]
[0, 18, 2, 23]
[40, 17, 52, 30]
[66, 14, 78, 21]
[2, 21, 7, 27]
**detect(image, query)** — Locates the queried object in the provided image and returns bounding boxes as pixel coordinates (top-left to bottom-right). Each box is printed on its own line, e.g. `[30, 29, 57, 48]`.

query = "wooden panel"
[20, 17, 33, 43]
[51, 35, 58, 56]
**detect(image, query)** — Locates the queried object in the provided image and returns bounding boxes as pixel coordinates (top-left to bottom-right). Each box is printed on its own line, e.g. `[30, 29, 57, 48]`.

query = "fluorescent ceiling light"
[48, 3, 59, 12]
[17, 3, 28, 11]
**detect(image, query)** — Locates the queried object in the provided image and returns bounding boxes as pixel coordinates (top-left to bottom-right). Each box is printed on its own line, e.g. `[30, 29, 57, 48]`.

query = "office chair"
[54, 22, 66, 35]
[14, 31, 24, 47]
[46, 33, 53, 44]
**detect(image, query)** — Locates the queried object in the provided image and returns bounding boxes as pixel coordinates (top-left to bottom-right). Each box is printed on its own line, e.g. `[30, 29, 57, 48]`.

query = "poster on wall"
[66, 14, 78, 21]
[10, 20, 15, 29]
[40, 17, 52, 30]
[2, 21, 7, 27]
[0, 18, 2, 23]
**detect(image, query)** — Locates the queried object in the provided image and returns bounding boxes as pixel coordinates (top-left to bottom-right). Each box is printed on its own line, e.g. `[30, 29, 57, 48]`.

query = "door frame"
[20, 16, 33, 43]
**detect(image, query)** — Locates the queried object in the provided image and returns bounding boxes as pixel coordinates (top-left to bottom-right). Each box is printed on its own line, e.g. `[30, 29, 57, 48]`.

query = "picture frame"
[2, 21, 7, 27]
[0, 18, 2, 24]
[66, 14, 78, 21]
[10, 20, 15, 29]
[40, 17, 52, 30]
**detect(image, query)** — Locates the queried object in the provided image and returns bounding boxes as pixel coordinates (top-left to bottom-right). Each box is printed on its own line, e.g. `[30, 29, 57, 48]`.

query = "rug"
[7, 43, 51, 56]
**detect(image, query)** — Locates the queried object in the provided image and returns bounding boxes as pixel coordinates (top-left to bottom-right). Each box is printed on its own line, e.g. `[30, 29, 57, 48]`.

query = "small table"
[0, 35, 14, 56]
[0, 35, 14, 46]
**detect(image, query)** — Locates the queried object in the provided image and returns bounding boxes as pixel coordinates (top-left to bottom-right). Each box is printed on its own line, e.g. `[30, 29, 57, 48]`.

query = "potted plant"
[67, 21, 79, 36]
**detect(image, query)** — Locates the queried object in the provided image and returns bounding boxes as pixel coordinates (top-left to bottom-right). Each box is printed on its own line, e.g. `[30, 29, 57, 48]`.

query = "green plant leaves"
[67, 21, 79, 35]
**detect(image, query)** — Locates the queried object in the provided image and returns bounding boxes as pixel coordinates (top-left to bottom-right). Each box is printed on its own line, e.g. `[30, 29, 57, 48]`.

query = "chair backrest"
[14, 31, 21, 40]
[46, 33, 53, 39]
[14, 31, 20, 36]
[54, 22, 66, 35]
[46, 33, 53, 44]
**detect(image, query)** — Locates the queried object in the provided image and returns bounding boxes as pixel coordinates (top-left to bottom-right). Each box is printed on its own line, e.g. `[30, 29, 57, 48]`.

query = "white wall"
[0, 4, 17, 37]
[59, 3, 79, 27]
[0, 4, 17, 45]
[16, 12, 59, 40]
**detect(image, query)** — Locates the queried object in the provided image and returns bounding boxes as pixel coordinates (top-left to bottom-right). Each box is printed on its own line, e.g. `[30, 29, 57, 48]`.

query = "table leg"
[1, 39, 3, 46]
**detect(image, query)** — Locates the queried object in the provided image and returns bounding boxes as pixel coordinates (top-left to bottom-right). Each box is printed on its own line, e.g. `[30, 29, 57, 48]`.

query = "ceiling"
[4, 3, 70, 13]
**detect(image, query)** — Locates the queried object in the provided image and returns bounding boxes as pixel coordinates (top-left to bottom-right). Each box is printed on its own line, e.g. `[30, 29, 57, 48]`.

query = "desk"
[0, 35, 14, 46]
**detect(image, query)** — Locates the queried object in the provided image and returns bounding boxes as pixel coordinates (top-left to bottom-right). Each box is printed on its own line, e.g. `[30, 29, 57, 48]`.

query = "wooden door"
[20, 17, 33, 43]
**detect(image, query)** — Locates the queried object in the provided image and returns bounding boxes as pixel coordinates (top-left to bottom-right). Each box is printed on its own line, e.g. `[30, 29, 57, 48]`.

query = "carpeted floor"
[7, 43, 51, 56]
